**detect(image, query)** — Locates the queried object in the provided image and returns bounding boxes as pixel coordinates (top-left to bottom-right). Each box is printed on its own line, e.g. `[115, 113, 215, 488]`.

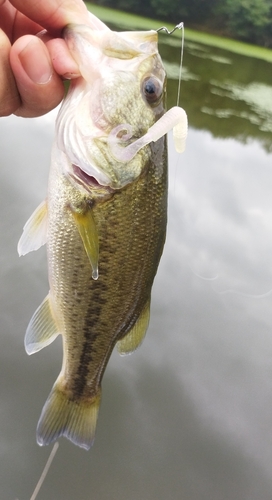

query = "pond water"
[1, 16, 272, 500]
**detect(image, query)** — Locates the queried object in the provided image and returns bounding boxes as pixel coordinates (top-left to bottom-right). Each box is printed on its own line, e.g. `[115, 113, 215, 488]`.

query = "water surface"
[1, 20, 272, 500]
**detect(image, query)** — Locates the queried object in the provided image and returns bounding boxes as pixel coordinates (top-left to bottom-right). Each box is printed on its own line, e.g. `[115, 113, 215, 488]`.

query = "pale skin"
[0, 0, 89, 117]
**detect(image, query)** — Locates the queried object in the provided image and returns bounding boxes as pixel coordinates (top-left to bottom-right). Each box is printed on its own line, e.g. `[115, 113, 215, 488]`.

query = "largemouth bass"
[18, 13, 187, 450]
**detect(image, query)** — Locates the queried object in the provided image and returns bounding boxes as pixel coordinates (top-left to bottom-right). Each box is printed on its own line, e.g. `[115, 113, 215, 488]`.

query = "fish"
[18, 12, 188, 450]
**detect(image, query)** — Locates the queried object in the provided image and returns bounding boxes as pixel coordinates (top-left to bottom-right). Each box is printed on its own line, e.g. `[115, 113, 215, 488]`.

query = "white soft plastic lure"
[18, 11, 188, 450]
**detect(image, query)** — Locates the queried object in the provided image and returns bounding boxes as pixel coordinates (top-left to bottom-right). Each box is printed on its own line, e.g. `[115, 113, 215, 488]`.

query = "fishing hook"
[156, 22, 184, 34]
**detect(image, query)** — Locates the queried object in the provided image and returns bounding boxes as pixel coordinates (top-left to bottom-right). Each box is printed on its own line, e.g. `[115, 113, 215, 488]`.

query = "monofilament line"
[29, 442, 59, 500]
[156, 22, 184, 107]
[176, 24, 184, 107]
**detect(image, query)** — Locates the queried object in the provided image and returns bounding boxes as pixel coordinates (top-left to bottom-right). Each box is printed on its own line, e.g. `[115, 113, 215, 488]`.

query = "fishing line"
[212, 287, 272, 299]
[156, 22, 185, 195]
[29, 442, 59, 500]
[190, 269, 272, 299]
[156, 22, 184, 35]
[177, 25, 184, 107]
[156, 22, 184, 107]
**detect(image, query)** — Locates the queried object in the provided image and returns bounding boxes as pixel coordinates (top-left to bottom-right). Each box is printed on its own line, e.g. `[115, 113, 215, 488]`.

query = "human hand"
[0, 0, 89, 117]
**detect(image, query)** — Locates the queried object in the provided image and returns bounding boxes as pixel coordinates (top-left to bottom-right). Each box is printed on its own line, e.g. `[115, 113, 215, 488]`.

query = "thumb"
[9, 34, 65, 117]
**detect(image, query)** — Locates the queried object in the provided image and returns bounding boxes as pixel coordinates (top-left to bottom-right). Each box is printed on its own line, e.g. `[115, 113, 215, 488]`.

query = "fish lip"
[70, 164, 114, 194]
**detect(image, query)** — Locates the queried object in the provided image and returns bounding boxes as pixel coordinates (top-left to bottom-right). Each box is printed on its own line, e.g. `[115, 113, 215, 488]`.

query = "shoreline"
[86, 3, 272, 62]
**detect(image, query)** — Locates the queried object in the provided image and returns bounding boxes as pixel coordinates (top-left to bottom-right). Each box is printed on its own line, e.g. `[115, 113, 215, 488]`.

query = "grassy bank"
[86, 3, 272, 62]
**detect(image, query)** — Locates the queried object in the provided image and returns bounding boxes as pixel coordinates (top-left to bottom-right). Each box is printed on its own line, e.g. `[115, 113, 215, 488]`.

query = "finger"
[9, 0, 89, 35]
[10, 11, 43, 40]
[0, 1, 16, 39]
[10, 35, 65, 117]
[0, 3, 42, 41]
[0, 28, 21, 116]
[46, 38, 80, 79]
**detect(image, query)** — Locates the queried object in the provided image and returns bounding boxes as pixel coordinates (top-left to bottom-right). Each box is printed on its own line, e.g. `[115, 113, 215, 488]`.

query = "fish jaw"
[64, 24, 160, 80]
[55, 23, 167, 190]
[85, 10, 110, 32]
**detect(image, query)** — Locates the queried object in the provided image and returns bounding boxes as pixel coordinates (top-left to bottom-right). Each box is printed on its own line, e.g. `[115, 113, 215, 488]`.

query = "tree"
[90, 0, 272, 47]
[224, 0, 272, 45]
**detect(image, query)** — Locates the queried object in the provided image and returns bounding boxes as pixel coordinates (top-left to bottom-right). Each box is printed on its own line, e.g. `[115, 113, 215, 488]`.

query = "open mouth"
[72, 164, 102, 188]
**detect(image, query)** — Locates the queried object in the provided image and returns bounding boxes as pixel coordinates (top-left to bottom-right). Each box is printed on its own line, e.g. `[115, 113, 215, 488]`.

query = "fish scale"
[47, 139, 167, 397]
[17, 15, 187, 450]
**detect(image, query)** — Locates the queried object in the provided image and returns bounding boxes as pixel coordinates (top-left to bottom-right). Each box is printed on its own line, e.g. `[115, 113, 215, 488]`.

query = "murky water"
[1, 19, 272, 500]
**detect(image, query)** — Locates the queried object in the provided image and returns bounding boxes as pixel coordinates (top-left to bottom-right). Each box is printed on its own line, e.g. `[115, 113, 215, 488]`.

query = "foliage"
[90, 0, 272, 47]
[224, 0, 272, 46]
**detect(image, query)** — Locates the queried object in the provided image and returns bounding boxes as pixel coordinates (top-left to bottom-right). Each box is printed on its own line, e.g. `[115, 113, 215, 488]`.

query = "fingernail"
[62, 72, 81, 80]
[18, 38, 53, 84]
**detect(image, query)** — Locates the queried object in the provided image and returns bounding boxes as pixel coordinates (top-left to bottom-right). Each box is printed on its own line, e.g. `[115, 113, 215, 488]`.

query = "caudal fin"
[36, 380, 101, 450]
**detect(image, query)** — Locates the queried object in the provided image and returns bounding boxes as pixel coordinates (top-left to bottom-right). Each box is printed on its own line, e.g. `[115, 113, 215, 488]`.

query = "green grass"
[86, 3, 272, 62]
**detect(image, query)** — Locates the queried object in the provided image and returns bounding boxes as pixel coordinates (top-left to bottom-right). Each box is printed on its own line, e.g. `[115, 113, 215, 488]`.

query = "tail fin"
[36, 379, 101, 451]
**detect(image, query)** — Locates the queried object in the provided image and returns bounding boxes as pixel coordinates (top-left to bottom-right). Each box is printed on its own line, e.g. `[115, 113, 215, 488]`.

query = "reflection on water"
[163, 61, 199, 82]
[186, 42, 233, 65]
[161, 34, 272, 151]
[1, 19, 272, 500]
[208, 81, 272, 133]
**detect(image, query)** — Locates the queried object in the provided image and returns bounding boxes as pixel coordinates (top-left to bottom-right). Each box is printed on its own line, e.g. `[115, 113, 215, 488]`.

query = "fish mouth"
[73, 165, 100, 186]
[71, 164, 113, 193]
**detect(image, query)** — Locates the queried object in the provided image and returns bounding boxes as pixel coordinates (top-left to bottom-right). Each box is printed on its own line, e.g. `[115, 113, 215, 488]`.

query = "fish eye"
[142, 76, 163, 105]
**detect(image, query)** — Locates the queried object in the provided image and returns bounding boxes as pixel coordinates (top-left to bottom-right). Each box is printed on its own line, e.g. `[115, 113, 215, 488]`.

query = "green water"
[164, 38, 272, 152]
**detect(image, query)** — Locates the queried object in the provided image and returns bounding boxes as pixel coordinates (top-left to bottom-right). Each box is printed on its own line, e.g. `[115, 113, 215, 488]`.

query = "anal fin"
[25, 293, 60, 355]
[18, 200, 47, 256]
[117, 299, 150, 356]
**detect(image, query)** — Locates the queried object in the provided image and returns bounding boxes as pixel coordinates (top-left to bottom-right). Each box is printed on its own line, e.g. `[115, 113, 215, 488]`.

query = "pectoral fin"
[71, 207, 99, 280]
[117, 299, 150, 356]
[17, 200, 47, 256]
[25, 293, 60, 355]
